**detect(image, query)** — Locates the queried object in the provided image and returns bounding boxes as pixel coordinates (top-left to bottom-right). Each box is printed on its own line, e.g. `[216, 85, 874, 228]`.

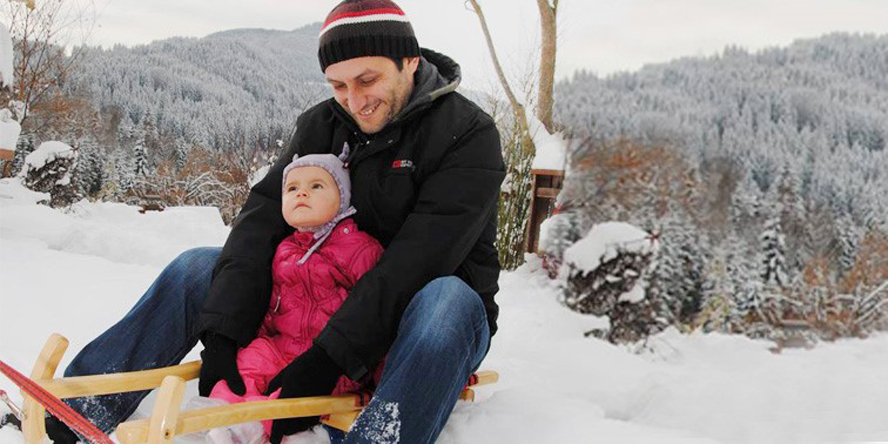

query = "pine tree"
[133, 137, 149, 177]
[174, 140, 189, 172]
[75, 137, 104, 198]
[11, 133, 35, 176]
[761, 214, 788, 287]
[837, 216, 861, 278]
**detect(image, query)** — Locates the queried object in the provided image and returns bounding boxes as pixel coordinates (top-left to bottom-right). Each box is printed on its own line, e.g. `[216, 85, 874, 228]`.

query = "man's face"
[325, 56, 420, 134]
[281, 166, 341, 230]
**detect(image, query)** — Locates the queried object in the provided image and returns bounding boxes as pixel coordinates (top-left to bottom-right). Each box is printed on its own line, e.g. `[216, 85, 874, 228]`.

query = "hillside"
[63, 23, 327, 153]
[556, 33, 888, 227]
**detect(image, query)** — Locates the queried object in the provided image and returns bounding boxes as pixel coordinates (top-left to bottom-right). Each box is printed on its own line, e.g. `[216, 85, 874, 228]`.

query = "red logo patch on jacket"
[391, 160, 414, 170]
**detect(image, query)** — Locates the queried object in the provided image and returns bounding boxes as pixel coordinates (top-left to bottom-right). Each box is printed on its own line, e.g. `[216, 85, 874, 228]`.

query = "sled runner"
[9, 334, 499, 444]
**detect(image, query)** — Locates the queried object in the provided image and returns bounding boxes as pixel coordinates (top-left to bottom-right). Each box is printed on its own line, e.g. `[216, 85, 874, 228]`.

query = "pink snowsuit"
[209, 218, 383, 434]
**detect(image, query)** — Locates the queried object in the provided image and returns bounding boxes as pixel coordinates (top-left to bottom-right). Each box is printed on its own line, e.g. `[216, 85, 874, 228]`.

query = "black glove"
[265, 345, 343, 444]
[198, 333, 246, 397]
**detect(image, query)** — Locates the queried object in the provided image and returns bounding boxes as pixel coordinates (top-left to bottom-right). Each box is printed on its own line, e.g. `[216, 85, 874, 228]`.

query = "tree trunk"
[535, 0, 558, 134]
[466, 0, 533, 152]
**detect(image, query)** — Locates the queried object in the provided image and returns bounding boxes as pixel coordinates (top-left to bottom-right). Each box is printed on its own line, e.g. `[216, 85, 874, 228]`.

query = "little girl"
[201, 150, 383, 443]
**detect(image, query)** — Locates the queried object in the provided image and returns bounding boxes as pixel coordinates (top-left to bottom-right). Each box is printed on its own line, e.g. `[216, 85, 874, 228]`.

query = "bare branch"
[465, 0, 534, 154]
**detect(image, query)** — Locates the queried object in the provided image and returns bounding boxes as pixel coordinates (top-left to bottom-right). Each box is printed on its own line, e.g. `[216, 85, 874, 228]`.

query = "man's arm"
[316, 111, 505, 380]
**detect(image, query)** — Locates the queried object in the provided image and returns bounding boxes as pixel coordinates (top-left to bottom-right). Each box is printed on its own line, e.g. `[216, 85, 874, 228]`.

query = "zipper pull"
[273, 290, 281, 313]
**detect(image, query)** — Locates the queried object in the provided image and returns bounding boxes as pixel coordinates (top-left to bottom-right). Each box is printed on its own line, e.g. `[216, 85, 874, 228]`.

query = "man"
[7, 1, 504, 443]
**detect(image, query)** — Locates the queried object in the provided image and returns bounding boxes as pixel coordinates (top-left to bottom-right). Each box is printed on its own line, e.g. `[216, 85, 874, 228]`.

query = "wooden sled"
[19, 334, 499, 444]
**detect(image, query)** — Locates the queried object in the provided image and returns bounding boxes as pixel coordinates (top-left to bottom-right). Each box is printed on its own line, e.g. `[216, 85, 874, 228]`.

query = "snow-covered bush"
[538, 209, 584, 277]
[20, 141, 80, 207]
[560, 222, 662, 343]
[492, 96, 534, 271]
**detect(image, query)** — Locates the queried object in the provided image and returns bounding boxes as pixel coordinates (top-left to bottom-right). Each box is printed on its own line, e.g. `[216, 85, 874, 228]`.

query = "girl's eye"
[312, 183, 323, 189]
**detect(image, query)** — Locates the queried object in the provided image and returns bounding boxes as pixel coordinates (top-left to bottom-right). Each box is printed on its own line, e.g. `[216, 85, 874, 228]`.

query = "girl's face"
[282, 166, 341, 230]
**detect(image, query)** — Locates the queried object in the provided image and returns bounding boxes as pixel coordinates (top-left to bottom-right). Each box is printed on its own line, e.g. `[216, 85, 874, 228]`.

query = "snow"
[0, 177, 49, 204]
[21, 141, 75, 173]
[0, 23, 12, 89]
[0, 111, 20, 151]
[563, 222, 657, 274]
[249, 164, 271, 188]
[528, 113, 568, 171]
[619, 282, 646, 303]
[1, 24, 18, 151]
[3, 182, 888, 443]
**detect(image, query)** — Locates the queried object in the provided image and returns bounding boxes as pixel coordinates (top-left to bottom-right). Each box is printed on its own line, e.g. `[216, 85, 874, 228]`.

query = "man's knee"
[402, 276, 487, 345]
[171, 247, 221, 271]
[416, 277, 484, 317]
[160, 247, 221, 283]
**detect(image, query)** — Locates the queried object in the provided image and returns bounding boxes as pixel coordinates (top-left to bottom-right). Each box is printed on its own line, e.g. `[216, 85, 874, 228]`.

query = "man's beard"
[354, 74, 412, 134]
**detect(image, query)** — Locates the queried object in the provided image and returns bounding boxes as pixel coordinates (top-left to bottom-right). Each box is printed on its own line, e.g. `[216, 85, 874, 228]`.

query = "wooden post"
[23, 333, 69, 444]
[145, 376, 186, 444]
[526, 169, 564, 253]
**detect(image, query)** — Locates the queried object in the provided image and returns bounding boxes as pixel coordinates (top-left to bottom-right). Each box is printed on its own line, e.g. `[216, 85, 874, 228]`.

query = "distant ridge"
[65, 23, 327, 153]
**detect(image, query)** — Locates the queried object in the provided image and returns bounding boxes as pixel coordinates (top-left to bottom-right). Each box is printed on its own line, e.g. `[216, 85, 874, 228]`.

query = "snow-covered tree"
[561, 222, 661, 343]
[133, 137, 149, 177]
[761, 214, 788, 288]
[20, 141, 80, 207]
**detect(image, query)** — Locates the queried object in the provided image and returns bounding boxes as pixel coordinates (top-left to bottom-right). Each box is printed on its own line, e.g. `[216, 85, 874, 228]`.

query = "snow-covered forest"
[4, 22, 886, 344]
[6, 23, 329, 222]
[549, 33, 888, 343]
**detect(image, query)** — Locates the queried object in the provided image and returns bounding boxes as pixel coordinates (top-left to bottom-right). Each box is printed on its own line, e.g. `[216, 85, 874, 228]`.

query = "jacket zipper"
[273, 289, 281, 313]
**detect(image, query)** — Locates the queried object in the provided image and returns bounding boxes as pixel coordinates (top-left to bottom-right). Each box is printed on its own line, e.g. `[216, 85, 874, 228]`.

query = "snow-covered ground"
[2, 177, 888, 444]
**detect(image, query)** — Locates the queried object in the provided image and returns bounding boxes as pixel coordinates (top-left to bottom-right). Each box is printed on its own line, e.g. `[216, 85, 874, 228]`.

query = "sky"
[42, 0, 888, 91]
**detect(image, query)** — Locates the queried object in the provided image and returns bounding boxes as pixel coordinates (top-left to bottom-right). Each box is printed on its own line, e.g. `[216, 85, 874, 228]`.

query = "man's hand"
[265, 345, 342, 444]
[198, 333, 246, 397]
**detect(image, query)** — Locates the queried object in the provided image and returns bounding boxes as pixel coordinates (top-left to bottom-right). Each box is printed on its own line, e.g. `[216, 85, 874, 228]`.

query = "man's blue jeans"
[64, 247, 490, 444]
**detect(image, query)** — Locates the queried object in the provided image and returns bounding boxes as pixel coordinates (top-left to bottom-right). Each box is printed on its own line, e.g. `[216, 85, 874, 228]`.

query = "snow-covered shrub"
[538, 208, 585, 277]
[492, 96, 534, 271]
[20, 141, 81, 207]
[560, 222, 662, 343]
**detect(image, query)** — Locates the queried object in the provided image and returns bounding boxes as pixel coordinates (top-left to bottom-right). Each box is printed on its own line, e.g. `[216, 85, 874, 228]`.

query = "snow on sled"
[10, 333, 499, 444]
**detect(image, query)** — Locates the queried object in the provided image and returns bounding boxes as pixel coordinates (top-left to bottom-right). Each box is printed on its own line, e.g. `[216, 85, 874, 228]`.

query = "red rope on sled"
[0, 360, 114, 444]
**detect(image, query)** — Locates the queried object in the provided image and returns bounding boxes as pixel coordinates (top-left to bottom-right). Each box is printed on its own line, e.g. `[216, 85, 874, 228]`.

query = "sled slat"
[117, 393, 365, 443]
[470, 370, 499, 386]
[38, 361, 201, 399]
[321, 410, 361, 432]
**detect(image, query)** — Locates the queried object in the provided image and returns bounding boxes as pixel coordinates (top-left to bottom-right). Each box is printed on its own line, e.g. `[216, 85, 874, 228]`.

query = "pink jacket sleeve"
[346, 237, 384, 285]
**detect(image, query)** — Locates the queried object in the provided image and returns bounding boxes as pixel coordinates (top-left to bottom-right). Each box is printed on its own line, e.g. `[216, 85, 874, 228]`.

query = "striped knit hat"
[318, 0, 420, 72]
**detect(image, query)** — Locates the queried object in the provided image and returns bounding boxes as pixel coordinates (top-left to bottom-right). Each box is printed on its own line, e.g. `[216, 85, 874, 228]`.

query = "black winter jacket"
[198, 49, 505, 381]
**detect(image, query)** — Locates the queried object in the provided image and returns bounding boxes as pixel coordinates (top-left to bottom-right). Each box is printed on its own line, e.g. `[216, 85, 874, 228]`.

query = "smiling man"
[326, 56, 420, 135]
[24, 1, 505, 443]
